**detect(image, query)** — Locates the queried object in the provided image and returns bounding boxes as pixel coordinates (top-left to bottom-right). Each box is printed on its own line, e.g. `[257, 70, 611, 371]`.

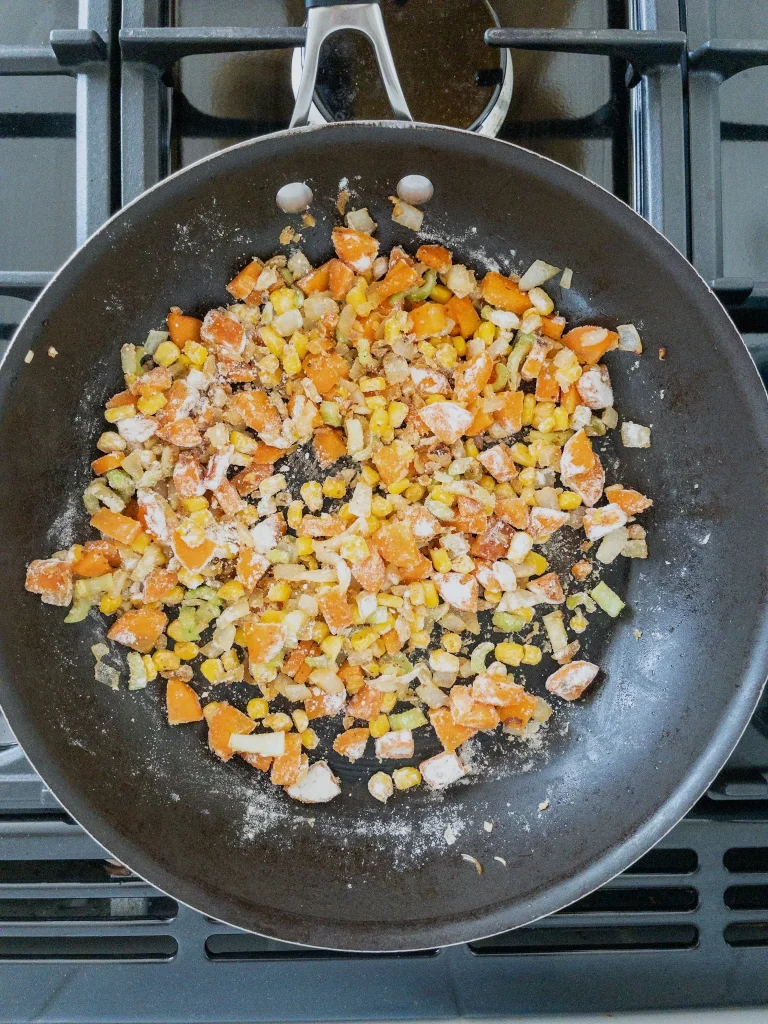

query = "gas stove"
[1, 1, 768, 1020]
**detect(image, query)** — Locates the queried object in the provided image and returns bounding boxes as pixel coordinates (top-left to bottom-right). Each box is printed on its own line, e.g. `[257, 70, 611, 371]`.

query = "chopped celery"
[305, 655, 332, 669]
[194, 602, 220, 631]
[74, 574, 113, 601]
[566, 592, 597, 613]
[184, 586, 220, 603]
[120, 343, 141, 377]
[144, 330, 168, 355]
[526, 430, 574, 445]
[492, 611, 527, 632]
[320, 401, 342, 427]
[590, 581, 626, 617]
[106, 468, 137, 501]
[404, 269, 436, 302]
[388, 708, 428, 731]
[507, 333, 534, 386]
[64, 597, 92, 623]
[470, 641, 494, 674]
[175, 605, 201, 641]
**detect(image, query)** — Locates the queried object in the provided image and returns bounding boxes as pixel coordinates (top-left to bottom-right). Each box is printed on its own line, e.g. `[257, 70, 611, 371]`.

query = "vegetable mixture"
[25, 203, 652, 806]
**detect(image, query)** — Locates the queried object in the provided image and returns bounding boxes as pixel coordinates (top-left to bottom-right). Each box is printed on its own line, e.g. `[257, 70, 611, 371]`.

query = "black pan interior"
[0, 123, 767, 951]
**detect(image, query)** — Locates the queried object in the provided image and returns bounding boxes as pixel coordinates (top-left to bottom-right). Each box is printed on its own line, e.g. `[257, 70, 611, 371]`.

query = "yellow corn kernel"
[474, 321, 496, 344]
[271, 287, 297, 315]
[300, 480, 323, 512]
[430, 283, 452, 302]
[260, 325, 285, 357]
[267, 581, 292, 603]
[322, 476, 347, 499]
[410, 630, 431, 648]
[431, 547, 452, 573]
[369, 408, 389, 436]
[181, 496, 208, 514]
[423, 581, 439, 608]
[518, 466, 536, 488]
[429, 486, 456, 506]
[70, 544, 85, 561]
[234, 626, 247, 647]
[247, 697, 269, 720]
[303, 555, 318, 571]
[520, 486, 536, 506]
[532, 400, 556, 429]
[369, 713, 390, 738]
[442, 632, 462, 654]
[174, 641, 199, 661]
[166, 619, 187, 643]
[407, 582, 425, 606]
[552, 406, 570, 431]
[340, 536, 369, 562]
[175, 354, 191, 370]
[365, 396, 387, 413]
[510, 442, 536, 468]
[522, 644, 542, 666]
[261, 609, 285, 623]
[286, 500, 304, 531]
[351, 627, 378, 651]
[290, 330, 308, 358]
[217, 580, 245, 603]
[453, 335, 467, 356]
[393, 766, 422, 791]
[380, 692, 397, 714]
[200, 657, 224, 683]
[404, 482, 425, 503]
[495, 642, 524, 667]
[104, 405, 136, 423]
[484, 590, 502, 605]
[153, 340, 181, 367]
[424, 393, 446, 405]
[524, 552, 549, 575]
[360, 464, 380, 486]
[360, 375, 386, 393]
[521, 393, 536, 426]
[418, 340, 436, 359]
[435, 343, 458, 370]
[558, 490, 582, 511]
[376, 594, 403, 610]
[142, 654, 158, 682]
[264, 712, 292, 731]
[301, 728, 319, 750]
[183, 340, 208, 366]
[387, 478, 410, 496]
[294, 536, 314, 558]
[517, 607, 534, 623]
[99, 594, 122, 615]
[282, 346, 302, 376]
[292, 709, 309, 733]
[371, 494, 393, 518]
[163, 585, 185, 605]
[336, 503, 353, 524]
[221, 650, 240, 672]
[153, 650, 181, 672]
[136, 391, 167, 416]
[538, 416, 557, 433]
[570, 612, 588, 633]
[462, 439, 477, 460]
[320, 635, 343, 660]
[480, 474, 496, 492]
[177, 569, 202, 591]
[495, 482, 515, 499]
[387, 401, 408, 428]
[131, 532, 151, 553]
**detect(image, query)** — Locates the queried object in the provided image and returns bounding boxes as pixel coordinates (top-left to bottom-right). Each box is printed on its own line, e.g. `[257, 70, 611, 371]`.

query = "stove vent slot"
[470, 924, 698, 954]
[0, 936, 178, 961]
[724, 847, 768, 873]
[724, 886, 768, 911]
[0, 896, 176, 923]
[557, 886, 697, 914]
[623, 848, 698, 874]
[724, 922, 768, 948]
[0, 859, 136, 885]
[205, 934, 438, 961]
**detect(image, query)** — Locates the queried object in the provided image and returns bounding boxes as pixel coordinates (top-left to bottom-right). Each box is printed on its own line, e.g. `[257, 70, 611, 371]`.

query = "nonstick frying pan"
[1, 1, 768, 952]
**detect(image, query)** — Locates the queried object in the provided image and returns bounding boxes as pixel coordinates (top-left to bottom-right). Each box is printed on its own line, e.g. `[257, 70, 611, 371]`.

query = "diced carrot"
[327, 259, 355, 301]
[604, 484, 653, 516]
[82, 539, 121, 567]
[242, 621, 286, 663]
[561, 325, 619, 365]
[528, 572, 565, 603]
[419, 401, 474, 444]
[494, 390, 524, 433]
[339, 663, 363, 690]
[107, 607, 167, 654]
[347, 684, 384, 722]
[236, 549, 269, 590]
[410, 302, 448, 340]
[91, 453, 124, 475]
[331, 227, 379, 272]
[351, 552, 386, 593]
[560, 428, 605, 507]
[297, 260, 332, 295]
[430, 707, 477, 752]
[164, 417, 203, 448]
[528, 507, 569, 540]
[271, 733, 304, 786]
[454, 352, 494, 404]
[582, 503, 628, 541]
[541, 314, 566, 340]
[240, 752, 273, 772]
[382, 629, 404, 655]
[470, 517, 514, 560]
[72, 549, 113, 578]
[25, 559, 73, 607]
[375, 730, 414, 759]
[445, 295, 481, 338]
[535, 359, 560, 402]
[472, 672, 526, 706]
[416, 244, 452, 274]
[283, 641, 319, 679]
[214, 478, 243, 516]
[171, 530, 216, 573]
[450, 685, 500, 730]
[232, 391, 282, 439]
[480, 272, 533, 315]
[201, 310, 245, 360]
[477, 443, 518, 483]
[333, 727, 370, 761]
[226, 258, 264, 300]
[303, 352, 350, 396]
[560, 385, 579, 415]
[317, 588, 353, 634]
[217, 359, 258, 384]
[373, 259, 421, 303]
[313, 426, 347, 468]
[498, 686, 539, 727]
[142, 568, 178, 603]
[155, 380, 192, 427]
[397, 555, 432, 582]
[167, 312, 202, 346]
[375, 521, 422, 568]
[495, 497, 530, 530]
[251, 443, 284, 465]
[231, 463, 273, 496]
[304, 691, 345, 720]
[373, 443, 413, 486]
[90, 508, 142, 546]
[106, 390, 135, 409]
[207, 703, 255, 762]
[466, 401, 495, 437]
[166, 679, 203, 725]
[130, 366, 173, 395]
[452, 495, 488, 535]
[545, 660, 599, 701]
[298, 514, 345, 538]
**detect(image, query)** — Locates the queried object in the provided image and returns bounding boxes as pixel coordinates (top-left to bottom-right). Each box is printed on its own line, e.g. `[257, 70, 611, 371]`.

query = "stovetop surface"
[1, 1, 768, 1021]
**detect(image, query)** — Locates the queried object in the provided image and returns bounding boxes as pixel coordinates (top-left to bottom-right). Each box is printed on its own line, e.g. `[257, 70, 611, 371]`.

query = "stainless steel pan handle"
[290, 0, 413, 129]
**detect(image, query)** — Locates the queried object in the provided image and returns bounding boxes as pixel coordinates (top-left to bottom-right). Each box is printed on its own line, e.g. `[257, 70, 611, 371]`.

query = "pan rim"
[2, 120, 768, 952]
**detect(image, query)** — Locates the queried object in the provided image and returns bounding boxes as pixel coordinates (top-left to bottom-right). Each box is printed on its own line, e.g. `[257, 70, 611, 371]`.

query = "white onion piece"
[276, 181, 313, 213]
[617, 323, 643, 353]
[560, 267, 573, 289]
[596, 526, 629, 564]
[286, 762, 341, 804]
[518, 259, 560, 292]
[345, 207, 377, 233]
[229, 732, 286, 756]
[396, 174, 434, 204]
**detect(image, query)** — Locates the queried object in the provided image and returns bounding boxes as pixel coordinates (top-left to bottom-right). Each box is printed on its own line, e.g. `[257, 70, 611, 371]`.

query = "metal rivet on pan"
[396, 175, 434, 205]
[276, 182, 313, 213]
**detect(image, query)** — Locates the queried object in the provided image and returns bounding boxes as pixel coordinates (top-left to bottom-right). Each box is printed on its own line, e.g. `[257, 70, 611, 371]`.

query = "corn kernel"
[522, 644, 542, 666]
[153, 340, 181, 367]
[484, 590, 502, 605]
[221, 650, 240, 672]
[261, 609, 285, 623]
[520, 487, 536, 506]
[99, 594, 122, 615]
[337, 503, 354, 524]
[234, 626, 247, 647]
[301, 728, 319, 750]
[429, 486, 456, 506]
[183, 340, 208, 366]
[387, 478, 410, 495]
[435, 343, 458, 370]
[380, 692, 397, 714]
[282, 346, 302, 376]
[321, 635, 343, 659]
[522, 393, 536, 426]
[518, 466, 536, 487]
[474, 321, 496, 345]
[180, 496, 207, 514]
[442, 632, 462, 654]
[177, 568, 203, 589]
[424, 393, 446, 405]
[153, 650, 181, 672]
[453, 335, 467, 356]
[377, 593, 403, 609]
[174, 641, 199, 661]
[464, 438, 478, 458]
[264, 712, 292, 731]
[267, 581, 292, 603]
[423, 581, 439, 608]
[287, 500, 304, 530]
[407, 582, 425, 606]
[340, 535, 369, 562]
[301, 481, 323, 512]
[322, 476, 347, 499]
[387, 401, 408, 428]
[137, 391, 167, 416]
[142, 654, 158, 681]
[558, 490, 582, 511]
[303, 555, 318, 571]
[131, 532, 150, 553]
[200, 658, 224, 683]
[510, 442, 536, 467]
[495, 482, 515, 499]
[360, 464, 380, 486]
[517, 606, 534, 623]
[524, 551, 549, 575]
[404, 482, 425, 502]
[431, 547, 452, 573]
[295, 535, 314, 557]
[290, 330, 308, 358]
[104, 405, 136, 423]
[532, 400, 556, 429]
[410, 630, 431, 648]
[371, 494, 393, 518]
[369, 713, 390, 738]
[247, 697, 269, 719]
[418, 340, 436, 358]
[495, 642, 524, 667]
[271, 287, 298, 315]
[365, 396, 387, 413]
[217, 580, 245, 603]
[369, 408, 389, 435]
[163, 585, 185, 606]
[480, 474, 496, 492]
[289, 710, 308, 734]
[393, 766, 422, 791]
[260, 325, 285, 357]
[552, 406, 570, 431]
[167, 619, 187, 643]
[430, 283, 452, 302]
[351, 627, 378, 651]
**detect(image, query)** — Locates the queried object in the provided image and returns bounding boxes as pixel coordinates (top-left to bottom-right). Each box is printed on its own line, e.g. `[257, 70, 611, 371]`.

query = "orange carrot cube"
[313, 426, 347, 468]
[409, 302, 448, 340]
[166, 679, 203, 725]
[333, 727, 370, 762]
[317, 588, 353, 634]
[430, 707, 477, 752]
[207, 703, 255, 761]
[25, 558, 73, 607]
[167, 312, 202, 346]
[107, 607, 167, 653]
[90, 508, 142, 546]
[480, 272, 533, 315]
[347, 684, 384, 722]
[416, 244, 452, 274]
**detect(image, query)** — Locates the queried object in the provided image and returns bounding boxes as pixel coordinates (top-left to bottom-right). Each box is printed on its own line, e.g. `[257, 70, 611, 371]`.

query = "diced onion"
[346, 207, 377, 233]
[229, 732, 286, 756]
[518, 259, 560, 291]
[390, 197, 424, 231]
[543, 610, 568, 653]
[596, 526, 629, 565]
[617, 323, 643, 353]
[560, 267, 573, 289]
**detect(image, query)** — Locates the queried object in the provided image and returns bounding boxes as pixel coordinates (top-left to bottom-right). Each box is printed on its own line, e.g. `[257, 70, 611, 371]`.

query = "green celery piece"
[388, 708, 428, 731]
[589, 581, 626, 617]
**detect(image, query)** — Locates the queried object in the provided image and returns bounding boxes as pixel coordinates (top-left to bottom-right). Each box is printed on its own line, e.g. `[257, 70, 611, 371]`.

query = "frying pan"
[1, 0, 768, 952]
